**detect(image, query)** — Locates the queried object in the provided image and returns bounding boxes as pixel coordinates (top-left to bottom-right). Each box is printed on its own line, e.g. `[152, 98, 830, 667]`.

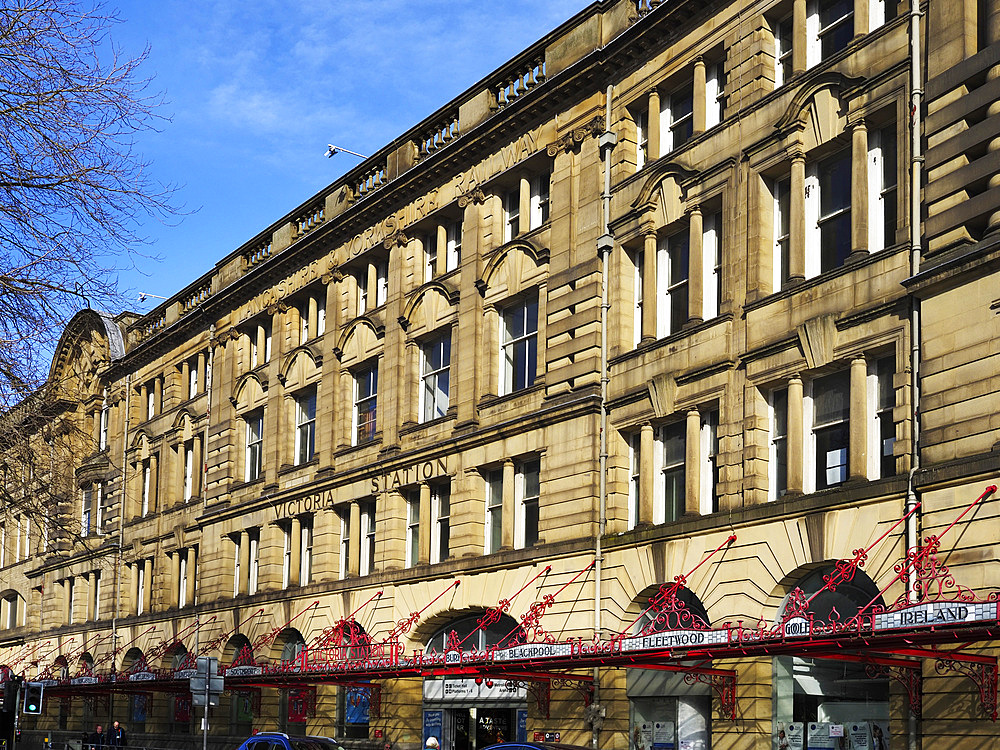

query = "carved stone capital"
[546, 116, 604, 156]
[457, 186, 487, 208]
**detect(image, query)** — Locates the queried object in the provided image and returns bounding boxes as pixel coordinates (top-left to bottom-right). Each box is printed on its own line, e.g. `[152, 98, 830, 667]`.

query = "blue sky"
[110, 0, 587, 309]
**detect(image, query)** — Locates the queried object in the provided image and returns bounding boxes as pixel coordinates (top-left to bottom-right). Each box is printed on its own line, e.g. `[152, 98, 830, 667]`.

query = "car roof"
[481, 744, 593, 750]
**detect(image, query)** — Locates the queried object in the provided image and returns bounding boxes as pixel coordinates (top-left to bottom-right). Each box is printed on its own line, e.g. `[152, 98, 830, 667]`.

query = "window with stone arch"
[773, 564, 891, 731]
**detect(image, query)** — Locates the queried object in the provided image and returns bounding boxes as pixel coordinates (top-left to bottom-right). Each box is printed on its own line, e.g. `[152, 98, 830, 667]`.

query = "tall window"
[141, 459, 152, 516]
[295, 390, 317, 464]
[770, 388, 789, 500]
[632, 247, 644, 347]
[661, 423, 686, 523]
[188, 360, 199, 399]
[869, 124, 897, 252]
[446, 220, 462, 271]
[375, 260, 388, 306]
[353, 364, 378, 444]
[664, 85, 694, 152]
[515, 459, 540, 549]
[485, 469, 503, 554]
[700, 410, 720, 514]
[248, 531, 259, 595]
[431, 483, 450, 564]
[634, 105, 649, 170]
[423, 231, 438, 282]
[178, 553, 188, 608]
[136, 565, 146, 616]
[501, 296, 539, 395]
[300, 518, 313, 585]
[338, 508, 350, 580]
[282, 524, 292, 589]
[529, 172, 550, 229]
[806, 151, 851, 276]
[657, 230, 689, 336]
[772, 176, 791, 291]
[245, 411, 264, 481]
[421, 333, 451, 422]
[81, 487, 93, 537]
[773, 14, 793, 86]
[146, 385, 155, 420]
[356, 269, 369, 315]
[810, 370, 850, 490]
[628, 432, 641, 529]
[99, 396, 109, 451]
[360, 502, 376, 576]
[809, 0, 854, 65]
[705, 62, 725, 129]
[703, 211, 722, 319]
[872, 357, 895, 479]
[504, 188, 520, 242]
[250, 319, 272, 367]
[406, 493, 420, 568]
[183, 442, 194, 500]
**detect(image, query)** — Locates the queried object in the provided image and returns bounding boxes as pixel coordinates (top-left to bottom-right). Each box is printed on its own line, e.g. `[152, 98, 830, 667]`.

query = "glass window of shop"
[772, 565, 890, 742]
[628, 586, 713, 750]
[423, 613, 527, 750]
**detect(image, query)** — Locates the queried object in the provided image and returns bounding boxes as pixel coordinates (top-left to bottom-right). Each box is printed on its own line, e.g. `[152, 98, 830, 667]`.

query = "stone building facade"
[1, 1, 999, 749]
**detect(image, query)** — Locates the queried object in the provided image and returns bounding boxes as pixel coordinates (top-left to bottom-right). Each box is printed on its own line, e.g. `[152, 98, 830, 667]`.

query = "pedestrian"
[88, 724, 105, 750]
[425, 738, 439, 750]
[106, 721, 127, 747]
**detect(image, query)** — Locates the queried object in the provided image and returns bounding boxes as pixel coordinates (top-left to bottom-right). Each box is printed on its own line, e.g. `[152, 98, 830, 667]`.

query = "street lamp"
[325, 144, 368, 159]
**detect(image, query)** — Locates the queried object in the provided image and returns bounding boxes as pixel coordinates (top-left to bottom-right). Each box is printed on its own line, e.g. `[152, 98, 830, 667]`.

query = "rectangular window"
[95, 483, 106, 536]
[316, 295, 326, 336]
[700, 410, 720, 514]
[515, 459, 540, 549]
[501, 296, 539, 395]
[628, 432, 641, 530]
[869, 124, 897, 252]
[421, 333, 451, 422]
[136, 566, 145, 616]
[188, 361, 199, 399]
[811, 370, 850, 490]
[872, 356, 895, 479]
[661, 422, 685, 522]
[92, 571, 101, 620]
[530, 172, 550, 229]
[423, 232, 438, 283]
[250, 320, 272, 367]
[810, 0, 854, 65]
[632, 247, 644, 347]
[770, 388, 789, 500]
[338, 508, 350, 580]
[300, 519, 313, 585]
[485, 469, 503, 554]
[406, 493, 420, 568]
[772, 176, 791, 291]
[183, 442, 194, 500]
[869, 0, 895, 29]
[635, 105, 649, 170]
[295, 390, 317, 464]
[81, 487, 93, 537]
[245, 411, 264, 481]
[657, 230, 689, 336]
[375, 260, 388, 307]
[360, 502, 376, 577]
[774, 14, 793, 86]
[446, 220, 462, 271]
[299, 300, 310, 342]
[664, 86, 694, 152]
[353, 364, 378, 444]
[146, 386, 155, 420]
[99, 399, 109, 450]
[141, 460, 151, 516]
[282, 524, 292, 589]
[178, 553, 188, 608]
[705, 62, 725, 129]
[356, 270, 369, 315]
[504, 187, 520, 242]
[248, 531, 259, 595]
[703, 211, 722, 320]
[431, 483, 450, 564]
[806, 151, 851, 276]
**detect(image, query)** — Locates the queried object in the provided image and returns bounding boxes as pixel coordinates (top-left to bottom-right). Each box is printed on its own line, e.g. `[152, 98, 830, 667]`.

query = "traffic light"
[2, 678, 20, 713]
[22, 682, 43, 715]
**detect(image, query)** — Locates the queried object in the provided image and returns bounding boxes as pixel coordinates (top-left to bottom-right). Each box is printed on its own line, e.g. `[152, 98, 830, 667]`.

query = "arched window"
[425, 612, 523, 653]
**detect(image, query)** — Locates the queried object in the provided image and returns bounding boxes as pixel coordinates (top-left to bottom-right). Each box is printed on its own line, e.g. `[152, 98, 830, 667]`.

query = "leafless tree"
[0, 0, 176, 406]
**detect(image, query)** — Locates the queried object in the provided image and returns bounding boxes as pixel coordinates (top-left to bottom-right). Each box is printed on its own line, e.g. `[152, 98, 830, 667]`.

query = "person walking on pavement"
[106, 721, 127, 747]
[87, 724, 105, 750]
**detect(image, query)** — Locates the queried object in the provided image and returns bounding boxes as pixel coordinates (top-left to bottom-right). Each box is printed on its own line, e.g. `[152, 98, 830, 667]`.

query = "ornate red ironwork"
[622, 536, 736, 637]
[454, 567, 553, 650]
[309, 591, 382, 650]
[231, 644, 258, 668]
[248, 600, 320, 657]
[196, 607, 265, 658]
[550, 675, 595, 706]
[864, 662, 922, 718]
[380, 580, 461, 646]
[507, 561, 595, 646]
[342, 682, 381, 719]
[141, 616, 217, 669]
[682, 669, 737, 720]
[935, 655, 999, 721]
[91, 625, 157, 672]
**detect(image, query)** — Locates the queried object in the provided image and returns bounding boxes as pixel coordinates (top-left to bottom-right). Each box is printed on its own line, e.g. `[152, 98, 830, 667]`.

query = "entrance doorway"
[451, 707, 516, 750]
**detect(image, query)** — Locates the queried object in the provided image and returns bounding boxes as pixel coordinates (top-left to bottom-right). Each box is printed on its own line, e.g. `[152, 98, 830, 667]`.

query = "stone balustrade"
[417, 111, 460, 160]
[635, 0, 664, 15]
[294, 202, 326, 239]
[180, 281, 212, 314]
[496, 59, 546, 109]
[244, 239, 273, 269]
[356, 162, 387, 197]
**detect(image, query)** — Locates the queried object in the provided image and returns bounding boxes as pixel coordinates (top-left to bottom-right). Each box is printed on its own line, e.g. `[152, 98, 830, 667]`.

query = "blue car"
[237, 732, 344, 750]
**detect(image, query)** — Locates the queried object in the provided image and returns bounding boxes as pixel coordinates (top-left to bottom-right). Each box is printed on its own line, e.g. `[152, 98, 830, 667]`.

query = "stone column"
[197, 351, 207, 393]
[348, 501, 361, 577]
[153, 376, 162, 416]
[641, 225, 658, 341]
[501, 459, 515, 549]
[685, 409, 701, 515]
[518, 174, 531, 235]
[91, 572, 100, 620]
[787, 376, 804, 495]
[188, 547, 197, 605]
[140, 383, 148, 419]
[639, 422, 655, 526]
[181, 361, 190, 398]
[850, 120, 869, 261]
[238, 530, 250, 596]
[647, 89, 661, 161]
[788, 152, 806, 284]
[693, 57, 707, 135]
[436, 223, 449, 276]
[792, 0, 807, 75]
[170, 550, 180, 608]
[130, 564, 139, 615]
[854, 0, 868, 39]
[419, 483, 432, 563]
[290, 517, 302, 587]
[687, 206, 704, 326]
[850, 357, 868, 480]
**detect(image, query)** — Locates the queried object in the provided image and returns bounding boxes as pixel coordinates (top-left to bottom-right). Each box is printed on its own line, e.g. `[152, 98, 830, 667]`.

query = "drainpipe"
[592, 82, 617, 750]
[112, 373, 131, 726]
[906, 2, 922, 748]
[203, 324, 215, 512]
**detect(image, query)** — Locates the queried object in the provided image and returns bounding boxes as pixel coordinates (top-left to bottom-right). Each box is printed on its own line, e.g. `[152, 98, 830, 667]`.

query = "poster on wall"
[869, 722, 889, 750]
[173, 695, 191, 723]
[848, 723, 870, 749]
[423, 709, 444, 747]
[806, 723, 842, 750]
[131, 694, 148, 723]
[774, 722, 803, 750]
[236, 692, 254, 723]
[517, 710, 528, 742]
[652, 721, 675, 750]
